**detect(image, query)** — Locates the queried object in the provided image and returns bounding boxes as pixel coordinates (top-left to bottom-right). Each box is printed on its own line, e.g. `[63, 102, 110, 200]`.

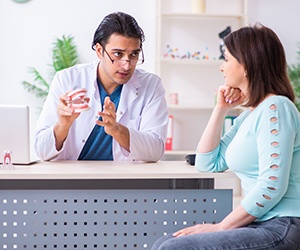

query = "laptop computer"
[0, 104, 40, 165]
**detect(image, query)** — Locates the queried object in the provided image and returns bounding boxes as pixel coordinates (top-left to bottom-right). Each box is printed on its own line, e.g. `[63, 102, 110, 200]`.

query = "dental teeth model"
[67, 88, 90, 112]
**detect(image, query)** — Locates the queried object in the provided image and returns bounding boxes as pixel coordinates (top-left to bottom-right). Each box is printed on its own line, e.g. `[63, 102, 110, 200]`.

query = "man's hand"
[96, 96, 118, 136]
[96, 96, 130, 151]
[54, 91, 89, 151]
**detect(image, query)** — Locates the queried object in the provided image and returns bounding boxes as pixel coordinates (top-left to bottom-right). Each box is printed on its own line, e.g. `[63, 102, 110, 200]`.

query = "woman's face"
[219, 48, 248, 94]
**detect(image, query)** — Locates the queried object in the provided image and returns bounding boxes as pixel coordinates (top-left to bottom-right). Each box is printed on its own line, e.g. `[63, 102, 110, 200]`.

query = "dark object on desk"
[185, 154, 196, 165]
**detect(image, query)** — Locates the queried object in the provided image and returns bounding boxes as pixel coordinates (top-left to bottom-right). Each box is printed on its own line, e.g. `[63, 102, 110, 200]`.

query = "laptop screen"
[0, 105, 38, 164]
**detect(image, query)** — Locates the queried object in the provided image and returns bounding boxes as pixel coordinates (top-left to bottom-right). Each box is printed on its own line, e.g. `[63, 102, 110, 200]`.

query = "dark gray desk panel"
[0, 188, 231, 249]
[0, 178, 214, 190]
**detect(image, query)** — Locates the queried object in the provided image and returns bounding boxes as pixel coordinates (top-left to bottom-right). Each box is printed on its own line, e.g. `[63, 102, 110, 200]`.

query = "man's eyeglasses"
[103, 47, 144, 66]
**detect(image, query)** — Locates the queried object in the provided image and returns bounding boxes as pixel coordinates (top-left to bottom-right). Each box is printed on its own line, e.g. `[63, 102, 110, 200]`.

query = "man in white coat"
[35, 12, 168, 162]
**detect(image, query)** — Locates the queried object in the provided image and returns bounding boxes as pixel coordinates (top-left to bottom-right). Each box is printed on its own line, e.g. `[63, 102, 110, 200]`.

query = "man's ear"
[95, 43, 103, 59]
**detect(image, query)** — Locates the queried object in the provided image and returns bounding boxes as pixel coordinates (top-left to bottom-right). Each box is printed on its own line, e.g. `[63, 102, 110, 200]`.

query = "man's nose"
[120, 60, 131, 70]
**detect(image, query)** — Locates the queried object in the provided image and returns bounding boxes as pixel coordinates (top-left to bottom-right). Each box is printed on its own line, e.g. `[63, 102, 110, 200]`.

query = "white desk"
[0, 161, 236, 250]
[0, 160, 236, 179]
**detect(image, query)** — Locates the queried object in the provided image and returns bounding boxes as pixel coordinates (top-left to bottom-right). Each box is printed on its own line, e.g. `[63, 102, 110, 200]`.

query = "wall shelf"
[161, 13, 245, 19]
[160, 58, 223, 66]
[168, 105, 214, 110]
[157, 0, 247, 152]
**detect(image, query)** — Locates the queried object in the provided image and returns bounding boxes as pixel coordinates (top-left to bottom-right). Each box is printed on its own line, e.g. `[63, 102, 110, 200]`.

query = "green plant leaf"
[21, 67, 49, 101]
[21, 81, 49, 99]
[288, 42, 300, 111]
[22, 34, 80, 106]
[52, 35, 79, 73]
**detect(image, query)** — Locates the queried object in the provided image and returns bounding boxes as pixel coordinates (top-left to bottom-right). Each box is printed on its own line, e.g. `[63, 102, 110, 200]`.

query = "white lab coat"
[34, 61, 168, 161]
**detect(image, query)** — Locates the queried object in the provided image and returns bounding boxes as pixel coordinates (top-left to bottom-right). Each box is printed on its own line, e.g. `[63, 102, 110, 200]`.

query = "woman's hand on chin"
[217, 85, 246, 110]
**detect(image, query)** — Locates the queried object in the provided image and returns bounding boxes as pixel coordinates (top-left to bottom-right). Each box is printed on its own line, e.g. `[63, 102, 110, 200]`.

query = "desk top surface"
[0, 161, 236, 180]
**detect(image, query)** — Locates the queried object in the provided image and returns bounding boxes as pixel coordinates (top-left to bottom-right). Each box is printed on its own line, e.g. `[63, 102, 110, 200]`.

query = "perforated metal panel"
[0, 189, 232, 249]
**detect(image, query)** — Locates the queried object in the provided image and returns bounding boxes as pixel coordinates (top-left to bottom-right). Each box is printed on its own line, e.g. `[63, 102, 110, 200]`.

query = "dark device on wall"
[219, 26, 231, 60]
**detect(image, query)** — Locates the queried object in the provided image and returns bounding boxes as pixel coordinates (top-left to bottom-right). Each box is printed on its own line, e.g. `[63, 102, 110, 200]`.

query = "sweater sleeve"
[195, 110, 249, 172]
[241, 98, 297, 218]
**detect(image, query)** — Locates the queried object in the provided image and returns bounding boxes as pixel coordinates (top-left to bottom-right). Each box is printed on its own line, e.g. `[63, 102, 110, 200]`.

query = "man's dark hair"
[91, 12, 145, 50]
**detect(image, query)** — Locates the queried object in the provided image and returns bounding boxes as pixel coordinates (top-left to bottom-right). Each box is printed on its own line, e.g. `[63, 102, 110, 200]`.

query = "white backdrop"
[0, 0, 300, 124]
[0, 0, 156, 111]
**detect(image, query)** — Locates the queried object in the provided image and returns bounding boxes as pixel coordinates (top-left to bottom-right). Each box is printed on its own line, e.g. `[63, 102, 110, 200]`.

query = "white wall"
[247, 0, 300, 66]
[0, 0, 156, 113]
[0, 0, 300, 126]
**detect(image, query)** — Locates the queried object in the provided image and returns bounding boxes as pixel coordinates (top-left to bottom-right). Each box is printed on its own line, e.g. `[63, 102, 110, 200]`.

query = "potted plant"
[22, 34, 79, 103]
[288, 44, 300, 111]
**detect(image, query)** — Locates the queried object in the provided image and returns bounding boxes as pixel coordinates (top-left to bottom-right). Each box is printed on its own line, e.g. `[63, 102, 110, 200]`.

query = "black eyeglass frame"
[102, 46, 145, 66]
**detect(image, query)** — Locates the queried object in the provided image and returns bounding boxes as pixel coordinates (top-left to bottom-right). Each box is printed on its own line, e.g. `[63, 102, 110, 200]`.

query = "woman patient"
[152, 23, 300, 250]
